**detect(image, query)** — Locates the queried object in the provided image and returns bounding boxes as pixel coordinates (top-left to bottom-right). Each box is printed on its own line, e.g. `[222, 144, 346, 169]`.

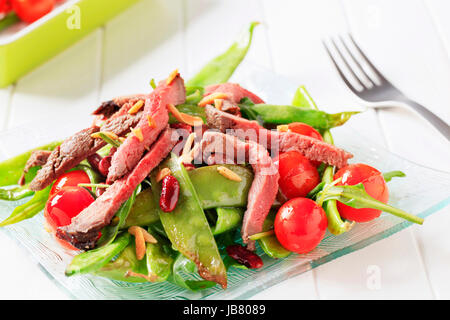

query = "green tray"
[0, 0, 141, 88]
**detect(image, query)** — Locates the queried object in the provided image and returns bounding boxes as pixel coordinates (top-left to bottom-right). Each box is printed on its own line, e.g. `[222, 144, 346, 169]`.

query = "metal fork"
[323, 34, 450, 141]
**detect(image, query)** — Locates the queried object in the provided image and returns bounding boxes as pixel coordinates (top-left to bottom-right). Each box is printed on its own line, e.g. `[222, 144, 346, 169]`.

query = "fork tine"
[322, 40, 361, 95]
[329, 38, 367, 90]
[338, 35, 377, 87]
[348, 34, 389, 84]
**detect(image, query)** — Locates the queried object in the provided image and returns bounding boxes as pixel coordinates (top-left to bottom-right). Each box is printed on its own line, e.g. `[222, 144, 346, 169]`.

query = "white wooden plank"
[425, 0, 450, 60]
[0, 86, 12, 131]
[8, 31, 103, 128]
[100, 0, 185, 100]
[343, 0, 450, 299]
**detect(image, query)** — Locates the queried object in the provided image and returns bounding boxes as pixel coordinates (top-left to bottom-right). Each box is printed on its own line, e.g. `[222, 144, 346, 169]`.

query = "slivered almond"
[166, 69, 179, 85]
[131, 127, 144, 142]
[128, 226, 146, 260]
[129, 226, 158, 244]
[125, 270, 158, 282]
[277, 125, 289, 132]
[91, 131, 119, 140]
[156, 167, 172, 182]
[147, 115, 155, 128]
[128, 100, 145, 114]
[167, 103, 203, 126]
[217, 166, 242, 182]
[214, 99, 223, 110]
[198, 93, 229, 107]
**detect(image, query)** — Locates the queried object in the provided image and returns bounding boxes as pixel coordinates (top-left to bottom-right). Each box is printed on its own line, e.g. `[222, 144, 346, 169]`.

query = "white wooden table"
[0, 0, 449, 300]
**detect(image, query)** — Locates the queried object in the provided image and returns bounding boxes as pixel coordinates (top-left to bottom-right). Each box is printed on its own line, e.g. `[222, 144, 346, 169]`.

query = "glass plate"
[1, 66, 449, 300]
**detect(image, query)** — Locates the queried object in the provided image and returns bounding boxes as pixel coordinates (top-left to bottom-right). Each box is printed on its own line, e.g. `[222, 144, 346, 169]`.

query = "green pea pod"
[186, 22, 260, 88]
[0, 185, 51, 227]
[168, 104, 207, 124]
[96, 185, 141, 247]
[211, 208, 244, 235]
[65, 233, 131, 276]
[0, 141, 61, 187]
[169, 253, 217, 291]
[243, 104, 359, 131]
[146, 232, 175, 282]
[123, 188, 160, 228]
[0, 185, 34, 201]
[124, 165, 253, 227]
[257, 212, 291, 259]
[93, 242, 148, 283]
[189, 164, 253, 209]
[150, 154, 227, 288]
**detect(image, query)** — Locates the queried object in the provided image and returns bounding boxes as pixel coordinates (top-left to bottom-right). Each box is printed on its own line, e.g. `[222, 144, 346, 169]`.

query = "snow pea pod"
[150, 154, 227, 288]
[0, 141, 61, 187]
[146, 233, 175, 283]
[66, 232, 131, 276]
[211, 207, 244, 236]
[0, 185, 51, 227]
[244, 104, 359, 131]
[123, 165, 253, 228]
[0, 185, 34, 201]
[258, 212, 291, 259]
[169, 253, 217, 291]
[186, 21, 259, 88]
[93, 242, 148, 283]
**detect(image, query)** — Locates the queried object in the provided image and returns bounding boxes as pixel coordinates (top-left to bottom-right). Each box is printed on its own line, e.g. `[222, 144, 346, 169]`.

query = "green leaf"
[318, 183, 424, 225]
[383, 171, 406, 182]
[66, 233, 131, 276]
[0, 185, 51, 227]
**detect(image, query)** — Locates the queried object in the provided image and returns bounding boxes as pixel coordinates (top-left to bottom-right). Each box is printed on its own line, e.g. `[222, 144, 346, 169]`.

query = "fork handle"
[402, 99, 450, 141]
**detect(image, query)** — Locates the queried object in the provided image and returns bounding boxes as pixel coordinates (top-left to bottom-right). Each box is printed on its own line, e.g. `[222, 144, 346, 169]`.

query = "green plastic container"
[0, 0, 140, 88]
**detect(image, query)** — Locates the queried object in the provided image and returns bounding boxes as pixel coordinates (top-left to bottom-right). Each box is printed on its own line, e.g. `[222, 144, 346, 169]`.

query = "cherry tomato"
[0, 0, 12, 14]
[334, 163, 389, 223]
[11, 0, 54, 23]
[274, 197, 328, 254]
[287, 122, 323, 141]
[50, 170, 91, 197]
[274, 150, 320, 199]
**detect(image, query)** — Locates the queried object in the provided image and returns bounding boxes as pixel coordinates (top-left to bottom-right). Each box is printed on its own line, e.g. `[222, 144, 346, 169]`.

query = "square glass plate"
[0, 66, 449, 300]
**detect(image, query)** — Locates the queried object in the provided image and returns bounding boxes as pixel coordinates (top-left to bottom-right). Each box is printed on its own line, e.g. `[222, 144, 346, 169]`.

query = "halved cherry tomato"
[50, 170, 91, 197]
[274, 197, 328, 254]
[334, 163, 389, 223]
[11, 0, 54, 23]
[44, 186, 95, 250]
[287, 122, 323, 141]
[274, 150, 320, 199]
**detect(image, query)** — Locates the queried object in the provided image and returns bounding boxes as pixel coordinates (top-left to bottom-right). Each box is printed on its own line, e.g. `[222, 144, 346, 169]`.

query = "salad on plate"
[0, 22, 423, 291]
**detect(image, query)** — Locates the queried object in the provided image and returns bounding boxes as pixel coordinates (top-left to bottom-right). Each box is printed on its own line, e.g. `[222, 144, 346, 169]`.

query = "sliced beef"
[198, 131, 279, 251]
[92, 94, 148, 127]
[107, 74, 186, 183]
[205, 105, 353, 168]
[18, 150, 52, 185]
[29, 112, 143, 191]
[203, 83, 265, 116]
[57, 128, 178, 249]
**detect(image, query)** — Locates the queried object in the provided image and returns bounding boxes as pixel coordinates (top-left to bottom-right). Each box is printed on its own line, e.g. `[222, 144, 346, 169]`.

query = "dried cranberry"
[159, 175, 180, 212]
[226, 244, 264, 269]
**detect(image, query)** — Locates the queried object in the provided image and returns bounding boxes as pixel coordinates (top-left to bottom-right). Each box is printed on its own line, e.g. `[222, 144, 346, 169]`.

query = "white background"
[0, 0, 449, 299]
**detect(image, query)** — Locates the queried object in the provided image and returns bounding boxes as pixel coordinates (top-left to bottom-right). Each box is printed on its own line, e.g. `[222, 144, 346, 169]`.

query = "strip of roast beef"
[106, 74, 186, 183]
[29, 112, 143, 191]
[205, 105, 353, 168]
[203, 83, 265, 116]
[18, 150, 52, 185]
[57, 127, 178, 250]
[197, 131, 279, 251]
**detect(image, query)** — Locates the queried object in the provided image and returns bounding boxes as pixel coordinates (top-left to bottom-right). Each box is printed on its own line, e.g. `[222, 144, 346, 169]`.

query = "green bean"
[186, 22, 260, 88]
[150, 154, 227, 288]
[0, 185, 51, 227]
[65, 233, 131, 276]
